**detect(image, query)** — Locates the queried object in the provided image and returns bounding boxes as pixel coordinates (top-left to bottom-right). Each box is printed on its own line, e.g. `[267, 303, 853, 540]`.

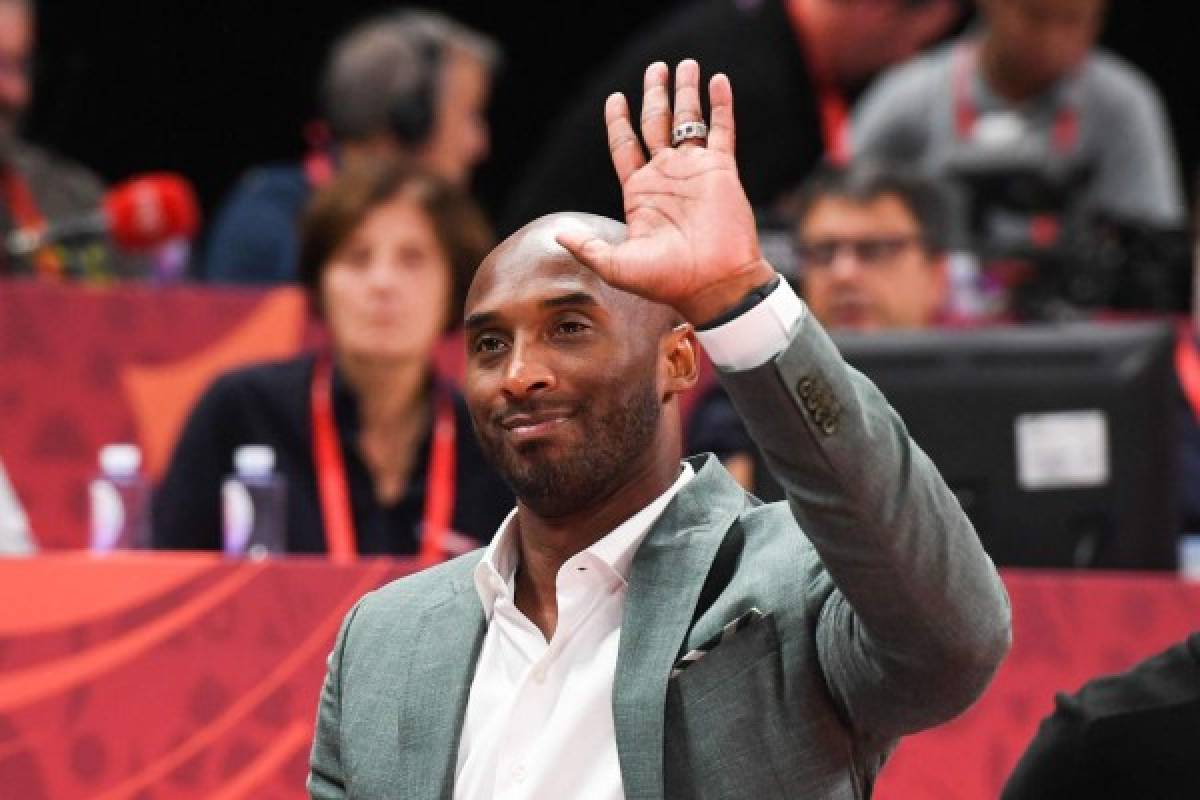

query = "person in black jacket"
[1001, 633, 1200, 799]
[501, 0, 960, 234]
[154, 160, 513, 557]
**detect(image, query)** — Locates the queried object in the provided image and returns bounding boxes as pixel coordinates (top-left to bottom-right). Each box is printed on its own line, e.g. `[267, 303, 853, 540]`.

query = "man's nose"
[501, 340, 556, 398]
[829, 247, 863, 281]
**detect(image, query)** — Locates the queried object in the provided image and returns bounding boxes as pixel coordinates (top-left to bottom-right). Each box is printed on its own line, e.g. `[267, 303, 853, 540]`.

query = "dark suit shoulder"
[1002, 635, 1200, 799]
[1063, 635, 1200, 725]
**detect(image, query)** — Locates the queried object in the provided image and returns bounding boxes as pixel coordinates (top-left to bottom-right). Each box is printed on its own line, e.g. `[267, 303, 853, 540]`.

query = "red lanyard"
[302, 121, 336, 189]
[0, 166, 63, 277]
[786, 3, 851, 164]
[1176, 326, 1200, 424]
[310, 355, 457, 565]
[817, 85, 851, 165]
[953, 41, 1078, 154]
[303, 149, 335, 190]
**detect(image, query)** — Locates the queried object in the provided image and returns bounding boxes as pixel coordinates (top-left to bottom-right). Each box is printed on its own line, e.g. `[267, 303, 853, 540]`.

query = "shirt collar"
[473, 463, 695, 619]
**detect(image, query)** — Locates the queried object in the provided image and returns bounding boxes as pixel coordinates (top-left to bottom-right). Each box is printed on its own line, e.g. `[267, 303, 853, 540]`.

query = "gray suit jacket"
[309, 311, 1012, 799]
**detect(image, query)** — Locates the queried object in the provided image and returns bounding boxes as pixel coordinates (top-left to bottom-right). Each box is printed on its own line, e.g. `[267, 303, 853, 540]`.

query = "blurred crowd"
[2, 0, 1196, 549]
[1, 0, 1190, 298]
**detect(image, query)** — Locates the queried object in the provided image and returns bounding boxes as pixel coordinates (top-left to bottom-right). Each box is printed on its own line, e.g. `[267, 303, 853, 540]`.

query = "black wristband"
[695, 274, 782, 331]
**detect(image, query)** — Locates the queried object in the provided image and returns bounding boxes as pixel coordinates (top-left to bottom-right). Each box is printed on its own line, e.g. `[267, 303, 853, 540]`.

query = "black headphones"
[388, 35, 443, 147]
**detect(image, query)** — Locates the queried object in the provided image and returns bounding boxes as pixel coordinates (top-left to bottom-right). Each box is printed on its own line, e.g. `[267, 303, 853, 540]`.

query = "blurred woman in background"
[154, 160, 512, 558]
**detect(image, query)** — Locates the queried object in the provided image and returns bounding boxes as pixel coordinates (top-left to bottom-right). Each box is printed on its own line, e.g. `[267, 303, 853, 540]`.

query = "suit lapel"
[613, 455, 747, 799]
[397, 573, 486, 799]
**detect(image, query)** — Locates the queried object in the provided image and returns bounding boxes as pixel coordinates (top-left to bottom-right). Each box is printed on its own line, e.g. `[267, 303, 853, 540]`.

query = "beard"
[476, 374, 662, 518]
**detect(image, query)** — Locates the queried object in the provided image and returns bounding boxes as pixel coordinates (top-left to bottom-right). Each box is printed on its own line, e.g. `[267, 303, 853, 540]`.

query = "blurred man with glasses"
[794, 161, 950, 331]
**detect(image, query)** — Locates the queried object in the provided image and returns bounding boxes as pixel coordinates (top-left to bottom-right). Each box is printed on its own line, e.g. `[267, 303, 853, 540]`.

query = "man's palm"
[557, 61, 773, 325]
[616, 147, 761, 302]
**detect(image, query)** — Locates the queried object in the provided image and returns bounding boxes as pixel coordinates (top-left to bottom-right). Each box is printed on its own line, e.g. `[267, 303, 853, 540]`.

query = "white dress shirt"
[454, 279, 805, 800]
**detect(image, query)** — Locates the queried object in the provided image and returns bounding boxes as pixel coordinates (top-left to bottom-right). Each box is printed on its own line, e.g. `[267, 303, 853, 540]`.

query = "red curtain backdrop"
[0, 280, 313, 549]
[0, 554, 412, 799]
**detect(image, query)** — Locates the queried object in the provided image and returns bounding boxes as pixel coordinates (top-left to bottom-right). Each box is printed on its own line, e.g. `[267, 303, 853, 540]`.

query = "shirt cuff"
[694, 278, 806, 371]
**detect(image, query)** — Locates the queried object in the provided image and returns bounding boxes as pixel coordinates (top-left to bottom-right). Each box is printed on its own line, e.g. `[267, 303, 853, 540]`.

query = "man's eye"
[555, 320, 590, 335]
[474, 335, 507, 354]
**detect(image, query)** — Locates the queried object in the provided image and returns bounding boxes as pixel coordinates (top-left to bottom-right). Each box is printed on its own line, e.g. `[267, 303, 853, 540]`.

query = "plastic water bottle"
[89, 444, 151, 552]
[1179, 534, 1200, 580]
[222, 445, 287, 558]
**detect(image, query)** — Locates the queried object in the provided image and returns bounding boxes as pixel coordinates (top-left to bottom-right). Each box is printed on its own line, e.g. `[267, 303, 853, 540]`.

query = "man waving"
[309, 60, 1011, 800]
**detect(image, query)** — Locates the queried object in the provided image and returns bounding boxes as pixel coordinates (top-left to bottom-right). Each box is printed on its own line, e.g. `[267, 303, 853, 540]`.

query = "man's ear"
[662, 322, 699, 399]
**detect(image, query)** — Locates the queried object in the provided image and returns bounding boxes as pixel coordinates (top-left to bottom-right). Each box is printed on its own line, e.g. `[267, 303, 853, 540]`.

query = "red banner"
[0, 560, 1196, 798]
[0, 553, 414, 799]
[0, 279, 313, 549]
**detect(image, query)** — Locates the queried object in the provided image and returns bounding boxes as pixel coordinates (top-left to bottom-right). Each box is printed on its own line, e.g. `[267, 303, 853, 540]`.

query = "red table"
[1, 556, 1196, 799]
[0, 554, 412, 799]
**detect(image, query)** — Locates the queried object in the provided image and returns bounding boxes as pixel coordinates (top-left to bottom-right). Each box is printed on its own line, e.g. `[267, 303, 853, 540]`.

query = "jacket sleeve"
[715, 307, 1012, 741]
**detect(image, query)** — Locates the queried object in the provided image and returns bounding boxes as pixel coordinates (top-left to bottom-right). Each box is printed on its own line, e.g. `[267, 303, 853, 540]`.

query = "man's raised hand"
[555, 60, 776, 327]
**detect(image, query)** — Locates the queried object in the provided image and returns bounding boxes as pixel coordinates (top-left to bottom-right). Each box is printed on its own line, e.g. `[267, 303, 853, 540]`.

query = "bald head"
[484, 212, 626, 275]
[467, 212, 678, 334]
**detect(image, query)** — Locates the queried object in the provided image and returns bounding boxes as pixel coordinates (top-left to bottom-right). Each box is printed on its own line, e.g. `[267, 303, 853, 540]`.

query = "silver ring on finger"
[671, 120, 708, 147]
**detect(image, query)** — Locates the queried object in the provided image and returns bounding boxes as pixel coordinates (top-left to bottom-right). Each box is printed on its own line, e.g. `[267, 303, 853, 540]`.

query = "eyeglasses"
[796, 235, 925, 270]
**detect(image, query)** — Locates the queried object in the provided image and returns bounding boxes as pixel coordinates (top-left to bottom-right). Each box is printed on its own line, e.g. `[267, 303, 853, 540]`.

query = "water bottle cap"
[234, 445, 276, 477]
[99, 444, 141, 477]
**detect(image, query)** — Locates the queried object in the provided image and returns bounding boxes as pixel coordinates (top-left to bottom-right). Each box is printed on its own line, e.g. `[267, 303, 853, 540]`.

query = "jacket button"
[821, 417, 838, 436]
[797, 377, 814, 398]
